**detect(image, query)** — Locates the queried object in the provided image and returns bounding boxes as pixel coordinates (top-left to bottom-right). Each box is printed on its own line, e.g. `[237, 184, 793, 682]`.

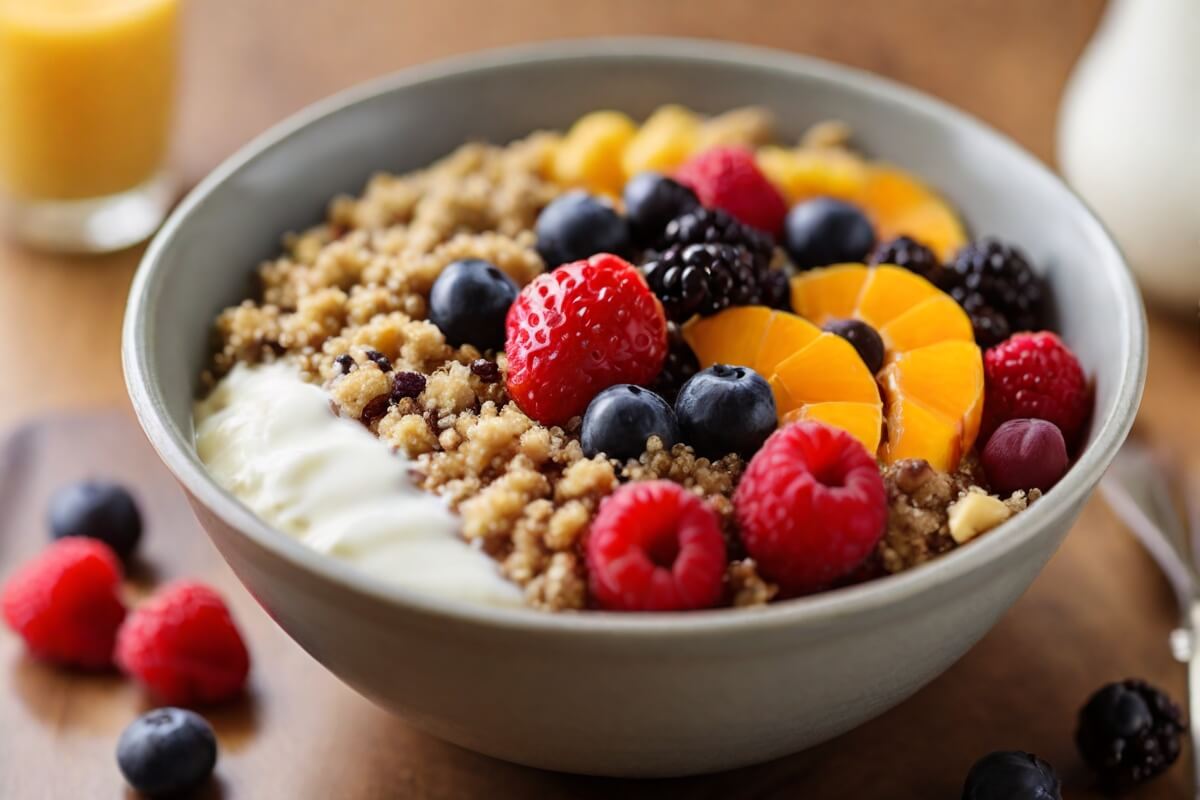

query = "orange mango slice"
[758, 146, 968, 261]
[684, 307, 882, 454]
[789, 265, 983, 469]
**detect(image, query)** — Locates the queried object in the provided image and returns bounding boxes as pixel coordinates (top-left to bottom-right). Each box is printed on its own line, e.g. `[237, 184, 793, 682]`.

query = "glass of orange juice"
[0, 0, 178, 253]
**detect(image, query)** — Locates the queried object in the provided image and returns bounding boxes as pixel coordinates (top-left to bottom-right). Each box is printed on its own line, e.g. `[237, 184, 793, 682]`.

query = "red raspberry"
[734, 421, 887, 595]
[675, 147, 788, 235]
[1, 538, 126, 669]
[586, 481, 726, 611]
[116, 581, 250, 705]
[983, 331, 1090, 447]
[505, 253, 667, 425]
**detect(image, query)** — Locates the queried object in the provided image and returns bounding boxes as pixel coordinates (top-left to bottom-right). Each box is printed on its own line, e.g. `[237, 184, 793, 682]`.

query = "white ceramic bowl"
[123, 39, 1146, 777]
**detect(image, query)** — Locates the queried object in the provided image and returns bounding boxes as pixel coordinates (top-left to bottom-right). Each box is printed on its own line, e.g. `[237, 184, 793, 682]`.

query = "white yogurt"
[194, 362, 523, 607]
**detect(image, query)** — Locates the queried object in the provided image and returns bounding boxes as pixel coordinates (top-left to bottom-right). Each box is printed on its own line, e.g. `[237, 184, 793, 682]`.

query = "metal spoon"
[1099, 436, 1200, 797]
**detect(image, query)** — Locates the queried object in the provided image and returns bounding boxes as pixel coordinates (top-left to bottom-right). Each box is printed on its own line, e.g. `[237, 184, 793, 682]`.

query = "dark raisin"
[470, 359, 501, 383]
[391, 372, 426, 402]
[360, 394, 391, 426]
[334, 354, 355, 374]
[364, 350, 392, 372]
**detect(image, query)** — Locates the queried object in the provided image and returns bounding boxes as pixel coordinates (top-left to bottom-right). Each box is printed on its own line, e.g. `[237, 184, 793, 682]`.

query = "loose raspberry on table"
[116, 581, 250, 706]
[983, 331, 1090, 447]
[505, 253, 668, 425]
[586, 480, 726, 611]
[734, 421, 887, 595]
[1, 538, 126, 669]
[675, 147, 788, 236]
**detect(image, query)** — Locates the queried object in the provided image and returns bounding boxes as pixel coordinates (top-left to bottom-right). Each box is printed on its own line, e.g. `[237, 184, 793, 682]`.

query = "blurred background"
[1, 1, 1197, 797]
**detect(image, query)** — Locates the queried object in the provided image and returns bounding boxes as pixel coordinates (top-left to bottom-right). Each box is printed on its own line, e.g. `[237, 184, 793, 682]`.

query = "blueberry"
[822, 318, 885, 374]
[962, 751, 1062, 800]
[783, 198, 876, 269]
[427, 259, 518, 351]
[675, 365, 777, 458]
[49, 480, 142, 560]
[581, 385, 679, 461]
[535, 191, 632, 268]
[622, 173, 699, 245]
[117, 707, 218, 798]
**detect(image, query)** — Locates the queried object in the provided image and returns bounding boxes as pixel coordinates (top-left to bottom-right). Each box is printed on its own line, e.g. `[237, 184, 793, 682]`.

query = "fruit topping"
[1076, 679, 1185, 790]
[647, 322, 700, 405]
[856, 165, 968, 262]
[868, 234, 941, 282]
[1, 538, 126, 669]
[981, 419, 1069, 495]
[674, 146, 788, 235]
[534, 191, 632, 269]
[586, 480, 726, 611]
[117, 707, 218, 798]
[983, 332, 1089, 448]
[550, 110, 636, 196]
[681, 305, 882, 455]
[505, 253, 667, 425]
[961, 750, 1062, 800]
[760, 145, 968, 261]
[582, 385, 679, 462]
[48, 480, 143, 560]
[821, 318, 885, 374]
[792, 264, 981, 470]
[622, 172, 699, 246]
[675, 364, 777, 459]
[115, 581, 250, 706]
[427, 258, 518, 351]
[734, 421, 887, 594]
[942, 239, 1048, 348]
[880, 340, 984, 469]
[621, 105, 702, 179]
[641, 206, 787, 322]
[783, 197, 876, 270]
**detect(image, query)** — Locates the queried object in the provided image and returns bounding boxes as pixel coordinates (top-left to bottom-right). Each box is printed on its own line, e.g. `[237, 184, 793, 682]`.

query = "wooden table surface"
[2, 0, 1198, 797]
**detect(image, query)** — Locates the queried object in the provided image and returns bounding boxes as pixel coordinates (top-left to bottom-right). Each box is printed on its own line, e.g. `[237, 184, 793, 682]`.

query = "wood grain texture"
[1, 0, 1198, 796]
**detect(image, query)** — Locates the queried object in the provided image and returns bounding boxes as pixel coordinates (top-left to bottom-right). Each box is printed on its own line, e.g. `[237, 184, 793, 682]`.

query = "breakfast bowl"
[122, 38, 1145, 777]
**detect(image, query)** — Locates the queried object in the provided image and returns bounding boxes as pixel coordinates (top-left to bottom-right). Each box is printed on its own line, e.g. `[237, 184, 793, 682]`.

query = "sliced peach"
[683, 305, 883, 447]
[857, 165, 968, 261]
[756, 146, 869, 203]
[755, 312, 821, 375]
[786, 401, 882, 455]
[789, 264, 983, 469]
[622, 105, 701, 177]
[789, 264, 868, 327]
[769, 374, 797, 416]
[878, 294, 974, 354]
[882, 395, 962, 471]
[881, 340, 984, 454]
[854, 266, 941, 329]
[773, 333, 881, 406]
[682, 306, 774, 370]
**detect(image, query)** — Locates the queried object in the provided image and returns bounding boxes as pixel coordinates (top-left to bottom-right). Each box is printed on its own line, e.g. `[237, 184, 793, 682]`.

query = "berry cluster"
[869, 233, 1051, 348]
[1, 481, 248, 796]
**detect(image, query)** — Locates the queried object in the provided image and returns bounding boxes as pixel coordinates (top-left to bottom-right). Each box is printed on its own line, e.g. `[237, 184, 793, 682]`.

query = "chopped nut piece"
[947, 489, 1013, 544]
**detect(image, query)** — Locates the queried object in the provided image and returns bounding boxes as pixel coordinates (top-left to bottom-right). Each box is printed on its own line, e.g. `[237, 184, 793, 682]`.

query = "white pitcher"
[1057, 0, 1200, 312]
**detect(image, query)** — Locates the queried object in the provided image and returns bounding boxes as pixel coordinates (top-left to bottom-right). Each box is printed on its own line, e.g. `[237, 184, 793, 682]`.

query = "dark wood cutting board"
[0, 412, 1188, 798]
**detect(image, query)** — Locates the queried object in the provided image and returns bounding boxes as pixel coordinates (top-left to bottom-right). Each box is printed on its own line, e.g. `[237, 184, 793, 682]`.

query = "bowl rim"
[123, 36, 1147, 638]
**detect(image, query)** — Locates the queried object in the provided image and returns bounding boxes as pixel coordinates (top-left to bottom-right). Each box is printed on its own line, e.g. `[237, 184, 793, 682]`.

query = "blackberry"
[648, 324, 700, 404]
[660, 206, 773, 263]
[869, 235, 941, 281]
[1076, 679, 1185, 790]
[941, 239, 1048, 348]
[642, 207, 786, 323]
